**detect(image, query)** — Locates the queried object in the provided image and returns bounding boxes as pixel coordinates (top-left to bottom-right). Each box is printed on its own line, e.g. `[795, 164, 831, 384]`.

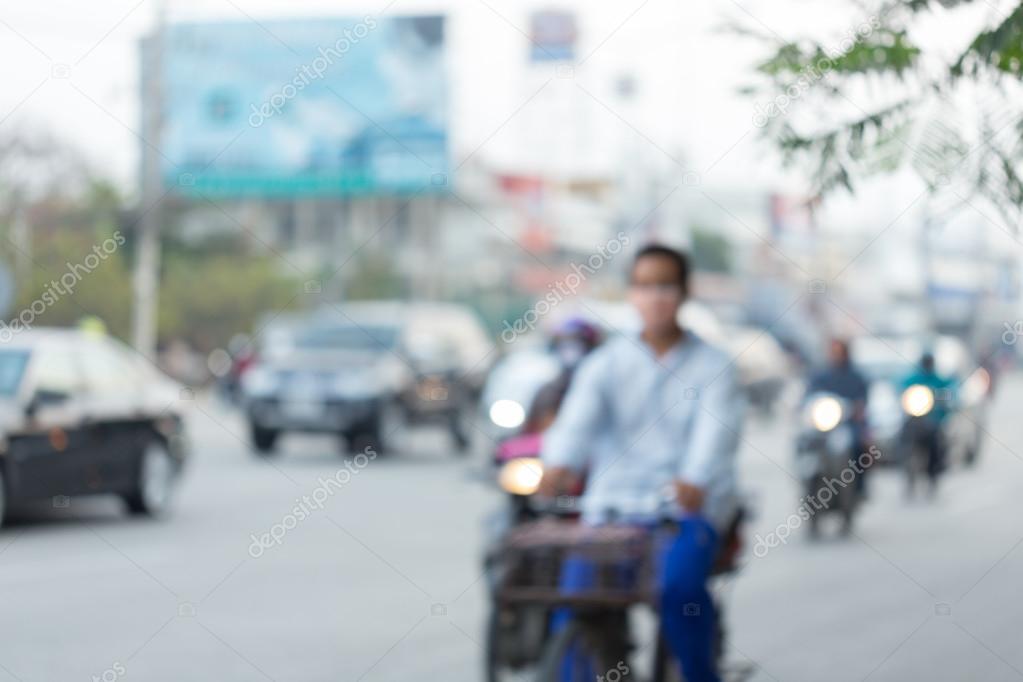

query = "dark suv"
[241, 302, 493, 456]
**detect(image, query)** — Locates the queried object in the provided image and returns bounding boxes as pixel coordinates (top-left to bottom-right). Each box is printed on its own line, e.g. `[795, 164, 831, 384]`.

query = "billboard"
[152, 16, 447, 197]
[529, 10, 576, 62]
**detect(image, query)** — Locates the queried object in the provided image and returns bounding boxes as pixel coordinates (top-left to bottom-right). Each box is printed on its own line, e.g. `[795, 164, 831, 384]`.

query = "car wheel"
[376, 401, 408, 455]
[449, 409, 471, 455]
[250, 423, 279, 455]
[124, 440, 177, 517]
[345, 429, 377, 456]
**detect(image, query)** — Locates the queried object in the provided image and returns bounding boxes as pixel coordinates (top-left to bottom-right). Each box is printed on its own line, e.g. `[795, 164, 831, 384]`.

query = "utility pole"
[132, 0, 167, 359]
[11, 204, 30, 285]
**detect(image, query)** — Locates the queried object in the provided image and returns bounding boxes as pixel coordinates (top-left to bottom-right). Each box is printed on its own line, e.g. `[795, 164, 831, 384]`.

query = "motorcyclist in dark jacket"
[805, 339, 871, 492]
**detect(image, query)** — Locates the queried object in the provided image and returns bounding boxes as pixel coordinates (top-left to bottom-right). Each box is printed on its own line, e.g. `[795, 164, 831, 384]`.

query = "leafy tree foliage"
[744, 0, 1023, 228]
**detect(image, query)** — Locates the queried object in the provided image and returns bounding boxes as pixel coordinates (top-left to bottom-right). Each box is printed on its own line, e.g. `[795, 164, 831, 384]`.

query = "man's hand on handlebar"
[537, 466, 576, 498]
[675, 480, 705, 513]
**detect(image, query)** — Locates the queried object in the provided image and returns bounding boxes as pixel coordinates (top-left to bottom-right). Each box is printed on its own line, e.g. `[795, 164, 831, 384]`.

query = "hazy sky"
[0, 1, 868, 186]
[0, 0, 1012, 246]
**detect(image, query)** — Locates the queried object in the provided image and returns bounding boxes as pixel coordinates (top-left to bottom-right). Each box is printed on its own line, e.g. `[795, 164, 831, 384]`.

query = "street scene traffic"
[2, 1, 1023, 681]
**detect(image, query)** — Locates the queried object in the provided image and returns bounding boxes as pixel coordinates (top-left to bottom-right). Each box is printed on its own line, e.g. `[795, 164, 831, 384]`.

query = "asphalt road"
[2, 374, 1023, 681]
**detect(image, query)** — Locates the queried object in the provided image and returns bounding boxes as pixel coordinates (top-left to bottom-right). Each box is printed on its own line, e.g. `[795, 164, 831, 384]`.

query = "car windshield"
[293, 325, 398, 352]
[852, 338, 917, 383]
[0, 350, 29, 397]
[858, 360, 912, 383]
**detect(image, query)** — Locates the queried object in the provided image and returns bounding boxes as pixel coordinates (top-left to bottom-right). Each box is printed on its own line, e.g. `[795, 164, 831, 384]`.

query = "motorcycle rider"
[901, 352, 954, 487]
[804, 339, 871, 494]
[524, 317, 602, 432]
[495, 318, 602, 464]
[538, 244, 742, 682]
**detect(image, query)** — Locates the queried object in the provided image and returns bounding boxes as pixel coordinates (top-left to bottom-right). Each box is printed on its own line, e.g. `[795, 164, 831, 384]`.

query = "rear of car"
[0, 329, 188, 525]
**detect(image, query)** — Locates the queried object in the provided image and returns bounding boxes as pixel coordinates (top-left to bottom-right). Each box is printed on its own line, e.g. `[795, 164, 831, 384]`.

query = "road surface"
[1, 375, 1023, 681]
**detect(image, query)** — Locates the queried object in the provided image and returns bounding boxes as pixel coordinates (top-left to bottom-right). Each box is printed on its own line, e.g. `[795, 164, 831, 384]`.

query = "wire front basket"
[494, 519, 669, 609]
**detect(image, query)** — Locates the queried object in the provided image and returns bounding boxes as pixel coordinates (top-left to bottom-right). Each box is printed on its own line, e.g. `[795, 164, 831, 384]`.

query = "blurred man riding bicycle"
[538, 244, 744, 682]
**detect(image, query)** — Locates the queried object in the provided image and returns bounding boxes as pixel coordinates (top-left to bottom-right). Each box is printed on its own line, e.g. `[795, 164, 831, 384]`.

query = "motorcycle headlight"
[808, 396, 843, 432]
[489, 399, 525, 429]
[901, 384, 934, 417]
[498, 457, 543, 496]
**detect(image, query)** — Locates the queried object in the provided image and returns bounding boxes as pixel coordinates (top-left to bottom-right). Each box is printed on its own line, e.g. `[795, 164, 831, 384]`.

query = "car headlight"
[901, 384, 934, 417]
[498, 457, 543, 496]
[808, 396, 843, 432]
[961, 367, 990, 405]
[489, 399, 525, 429]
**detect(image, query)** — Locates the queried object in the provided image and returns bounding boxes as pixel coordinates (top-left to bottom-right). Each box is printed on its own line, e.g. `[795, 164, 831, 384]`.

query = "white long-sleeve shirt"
[541, 331, 744, 530]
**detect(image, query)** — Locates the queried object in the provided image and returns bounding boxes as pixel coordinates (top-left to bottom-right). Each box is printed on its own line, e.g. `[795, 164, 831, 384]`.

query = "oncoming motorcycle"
[899, 383, 944, 497]
[481, 452, 553, 682]
[795, 392, 862, 537]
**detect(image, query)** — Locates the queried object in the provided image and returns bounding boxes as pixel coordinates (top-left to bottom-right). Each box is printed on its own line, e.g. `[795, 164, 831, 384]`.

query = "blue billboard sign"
[529, 10, 576, 62]
[154, 16, 447, 197]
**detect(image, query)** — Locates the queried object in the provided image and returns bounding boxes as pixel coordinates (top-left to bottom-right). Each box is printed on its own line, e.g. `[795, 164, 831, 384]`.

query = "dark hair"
[630, 243, 690, 290]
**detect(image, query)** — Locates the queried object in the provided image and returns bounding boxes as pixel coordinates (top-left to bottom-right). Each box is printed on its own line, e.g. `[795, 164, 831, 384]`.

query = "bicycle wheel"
[536, 618, 631, 682]
[485, 604, 548, 682]
[652, 633, 682, 682]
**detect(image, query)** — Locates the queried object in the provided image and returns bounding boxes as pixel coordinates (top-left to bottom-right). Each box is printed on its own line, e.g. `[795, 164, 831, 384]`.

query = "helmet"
[550, 317, 602, 369]
[551, 317, 601, 349]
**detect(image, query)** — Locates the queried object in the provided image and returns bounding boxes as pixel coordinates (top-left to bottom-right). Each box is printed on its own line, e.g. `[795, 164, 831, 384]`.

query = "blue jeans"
[554, 516, 720, 682]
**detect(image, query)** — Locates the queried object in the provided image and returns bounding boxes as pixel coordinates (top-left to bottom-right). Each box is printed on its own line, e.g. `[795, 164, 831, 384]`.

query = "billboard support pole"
[133, 0, 166, 359]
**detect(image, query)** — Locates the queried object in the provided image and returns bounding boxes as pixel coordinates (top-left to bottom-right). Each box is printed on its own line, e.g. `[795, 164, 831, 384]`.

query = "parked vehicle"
[0, 328, 189, 526]
[242, 302, 490, 455]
